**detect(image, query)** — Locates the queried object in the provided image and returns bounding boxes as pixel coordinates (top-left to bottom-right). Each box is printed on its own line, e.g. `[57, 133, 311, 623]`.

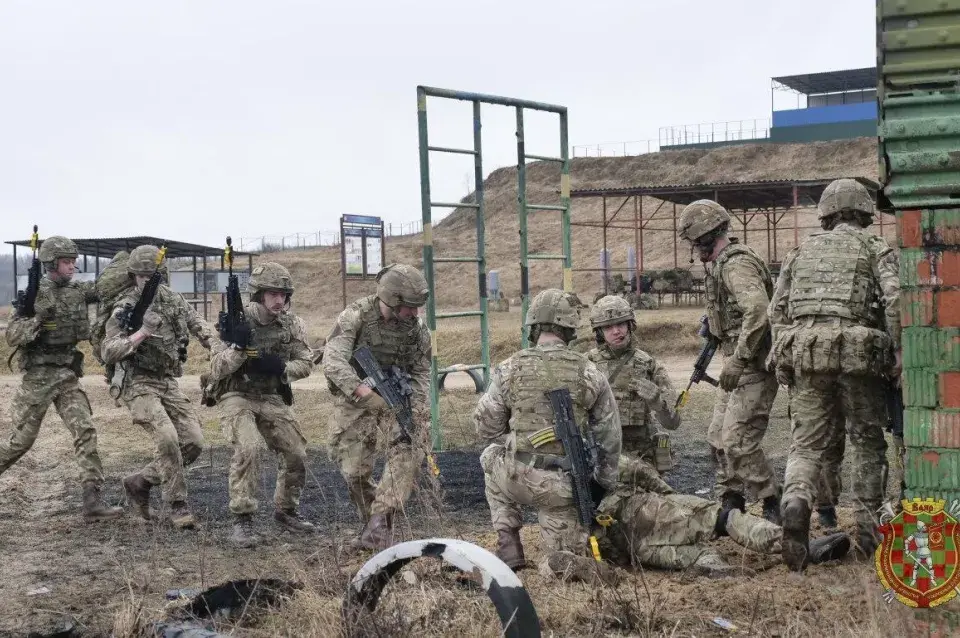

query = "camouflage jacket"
[769, 222, 901, 349]
[102, 284, 213, 376]
[706, 240, 773, 362]
[6, 276, 98, 370]
[473, 341, 622, 490]
[321, 294, 431, 405]
[208, 302, 314, 394]
[587, 340, 678, 453]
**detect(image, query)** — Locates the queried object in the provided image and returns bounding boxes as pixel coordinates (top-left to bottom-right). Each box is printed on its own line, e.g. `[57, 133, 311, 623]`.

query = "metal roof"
[4, 235, 257, 259]
[772, 67, 877, 95]
[570, 177, 881, 211]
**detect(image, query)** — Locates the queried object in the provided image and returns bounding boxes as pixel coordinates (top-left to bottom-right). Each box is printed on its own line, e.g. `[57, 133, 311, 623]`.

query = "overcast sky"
[0, 0, 876, 254]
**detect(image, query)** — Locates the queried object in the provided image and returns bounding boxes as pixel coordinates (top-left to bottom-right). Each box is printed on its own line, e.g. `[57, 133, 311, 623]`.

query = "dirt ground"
[1, 349, 950, 638]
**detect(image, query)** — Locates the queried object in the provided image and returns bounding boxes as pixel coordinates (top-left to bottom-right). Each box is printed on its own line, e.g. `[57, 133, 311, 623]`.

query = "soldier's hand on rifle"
[633, 379, 661, 403]
[248, 352, 286, 376]
[719, 356, 746, 391]
[232, 321, 252, 350]
[141, 310, 163, 337]
[354, 386, 388, 412]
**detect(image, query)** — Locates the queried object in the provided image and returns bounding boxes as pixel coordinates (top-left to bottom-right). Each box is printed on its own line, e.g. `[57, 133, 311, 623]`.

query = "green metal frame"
[417, 86, 573, 450]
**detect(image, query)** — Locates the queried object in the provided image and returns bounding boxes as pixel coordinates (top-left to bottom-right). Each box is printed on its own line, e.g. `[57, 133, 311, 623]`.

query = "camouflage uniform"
[769, 178, 900, 570]
[679, 200, 781, 522]
[592, 484, 850, 575]
[586, 295, 679, 495]
[1, 235, 122, 521]
[101, 245, 213, 528]
[205, 262, 316, 547]
[322, 263, 432, 550]
[475, 289, 622, 570]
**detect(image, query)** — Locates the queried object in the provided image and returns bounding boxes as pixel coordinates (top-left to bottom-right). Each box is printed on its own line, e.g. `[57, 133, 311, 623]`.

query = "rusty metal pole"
[672, 202, 678, 269]
[633, 196, 641, 285]
[793, 184, 799, 248]
[638, 196, 644, 273]
[602, 195, 608, 294]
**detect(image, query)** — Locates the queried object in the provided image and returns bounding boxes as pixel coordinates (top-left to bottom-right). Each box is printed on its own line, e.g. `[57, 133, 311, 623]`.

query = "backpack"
[91, 251, 133, 366]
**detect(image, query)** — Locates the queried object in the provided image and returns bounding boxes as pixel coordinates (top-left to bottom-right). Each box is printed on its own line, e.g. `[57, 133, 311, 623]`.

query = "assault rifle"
[546, 387, 612, 562]
[886, 378, 905, 470]
[676, 314, 720, 409]
[352, 346, 440, 477]
[12, 226, 41, 318]
[118, 245, 168, 333]
[217, 236, 251, 350]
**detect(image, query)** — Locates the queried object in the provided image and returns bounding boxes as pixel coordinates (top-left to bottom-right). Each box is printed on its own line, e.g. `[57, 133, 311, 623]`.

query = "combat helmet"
[818, 178, 875, 220]
[376, 264, 428, 308]
[127, 245, 166, 276]
[524, 289, 580, 329]
[249, 262, 295, 294]
[678, 200, 731, 242]
[590, 295, 635, 329]
[38, 236, 79, 269]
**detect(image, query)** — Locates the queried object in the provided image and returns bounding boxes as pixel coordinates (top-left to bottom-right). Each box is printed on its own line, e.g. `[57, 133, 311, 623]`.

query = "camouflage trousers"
[598, 489, 782, 569]
[218, 393, 307, 515]
[327, 396, 428, 520]
[784, 373, 888, 532]
[0, 365, 104, 484]
[816, 412, 846, 509]
[122, 373, 204, 504]
[480, 443, 586, 553]
[708, 361, 780, 500]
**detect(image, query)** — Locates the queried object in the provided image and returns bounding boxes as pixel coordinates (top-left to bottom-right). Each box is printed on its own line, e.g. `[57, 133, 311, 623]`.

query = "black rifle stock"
[12, 225, 41, 318]
[352, 345, 440, 477]
[546, 387, 610, 562]
[217, 236, 250, 349]
[118, 245, 168, 334]
[676, 314, 720, 409]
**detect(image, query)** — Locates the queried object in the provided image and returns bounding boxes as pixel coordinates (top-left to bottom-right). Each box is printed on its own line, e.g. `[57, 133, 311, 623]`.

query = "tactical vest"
[23, 278, 89, 367]
[123, 285, 188, 376]
[787, 229, 884, 329]
[507, 345, 590, 457]
[353, 295, 424, 370]
[588, 343, 657, 453]
[705, 241, 772, 346]
[220, 303, 297, 396]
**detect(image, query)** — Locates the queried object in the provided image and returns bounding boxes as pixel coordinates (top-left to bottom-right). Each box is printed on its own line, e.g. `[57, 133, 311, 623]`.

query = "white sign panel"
[366, 237, 382, 274]
[344, 235, 364, 275]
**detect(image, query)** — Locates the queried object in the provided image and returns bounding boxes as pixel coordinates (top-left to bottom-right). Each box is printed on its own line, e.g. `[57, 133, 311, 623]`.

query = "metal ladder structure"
[416, 85, 573, 449]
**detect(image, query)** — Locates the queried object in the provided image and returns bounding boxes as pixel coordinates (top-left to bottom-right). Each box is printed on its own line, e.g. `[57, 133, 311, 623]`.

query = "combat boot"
[359, 512, 393, 550]
[81, 482, 124, 522]
[781, 499, 811, 572]
[169, 501, 197, 530]
[495, 529, 526, 570]
[762, 491, 782, 526]
[809, 532, 851, 564]
[720, 490, 746, 514]
[274, 508, 317, 533]
[230, 514, 259, 548]
[123, 473, 154, 521]
[817, 506, 838, 530]
[857, 526, 880, 558]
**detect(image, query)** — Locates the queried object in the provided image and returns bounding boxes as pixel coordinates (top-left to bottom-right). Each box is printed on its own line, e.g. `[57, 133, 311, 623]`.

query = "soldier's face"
[602, 322, 630, 348]
[54, 258, 76, 280]
[262, 290, 287, 315]
[394, 305, 420, 321]
[135, 274, 151, 289]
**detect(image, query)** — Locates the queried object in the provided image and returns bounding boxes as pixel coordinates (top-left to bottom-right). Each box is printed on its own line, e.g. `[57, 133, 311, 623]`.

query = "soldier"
[205, 262, 316, 547]
[1, 235, 123, 521]
[101, 244, 213, 529]
[587, 482, 851, 578]
[587, 295, 680, 494]
[769, 178, 899, 570]
[322, 263, 432, 550]
[678, 200, 781, 524]
[475, 289, 622, 573]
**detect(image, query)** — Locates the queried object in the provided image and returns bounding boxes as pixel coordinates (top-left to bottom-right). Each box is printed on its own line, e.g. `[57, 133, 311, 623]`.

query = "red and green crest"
[875, 498, 960, 608]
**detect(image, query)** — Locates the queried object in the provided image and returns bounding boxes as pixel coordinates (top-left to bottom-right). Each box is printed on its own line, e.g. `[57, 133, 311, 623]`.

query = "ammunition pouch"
[653, 433, 674, 473]
[774, 322, 892, 378]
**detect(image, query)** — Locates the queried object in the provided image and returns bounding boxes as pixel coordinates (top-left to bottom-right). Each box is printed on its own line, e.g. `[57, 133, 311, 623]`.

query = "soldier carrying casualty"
[2, 233, 123, 522]
[101, 244, 214, 529]
[678, 200, 782, 525]
[205, 261, 317, 548]
[587, 295, 681, 494]
[322, 263, 433, 551]
[768, 178, 900, 571]
[474, 289, 622, 576]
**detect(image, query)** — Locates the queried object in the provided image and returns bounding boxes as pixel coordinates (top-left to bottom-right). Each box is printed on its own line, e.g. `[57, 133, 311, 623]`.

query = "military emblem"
[875, 498, 960, 608]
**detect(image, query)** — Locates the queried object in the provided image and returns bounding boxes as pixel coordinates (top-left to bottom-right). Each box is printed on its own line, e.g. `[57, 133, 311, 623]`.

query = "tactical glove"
[632, 378, 661, 403]
[141, 310, 163, 336]
[248, 352, 286, 376]
[231, 322, 252, 350]
[719, 356, 746, 391]
[356, 389, 389, 413]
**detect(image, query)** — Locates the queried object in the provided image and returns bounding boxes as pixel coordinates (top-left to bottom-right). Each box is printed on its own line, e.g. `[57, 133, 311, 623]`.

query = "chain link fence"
[238, 220, 425, 254]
